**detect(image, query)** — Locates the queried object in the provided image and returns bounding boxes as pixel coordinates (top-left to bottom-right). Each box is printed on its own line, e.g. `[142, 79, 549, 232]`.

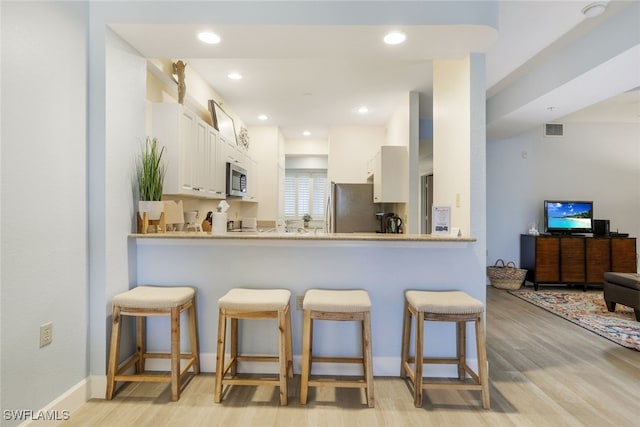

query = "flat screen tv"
[544, 200, 593, 234]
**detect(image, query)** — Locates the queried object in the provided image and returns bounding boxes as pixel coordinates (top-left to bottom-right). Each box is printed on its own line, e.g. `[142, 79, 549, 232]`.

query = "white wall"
[487, 122, 640, 267]
[328, 126, 386, 183]
[386, 95, 410, 147]
[433, 57, 473, 236]
[104, 26, 148, 360]
[248, 126, 281, 221]
[1, 2, 89, 421]
[285, 138, 328, 156]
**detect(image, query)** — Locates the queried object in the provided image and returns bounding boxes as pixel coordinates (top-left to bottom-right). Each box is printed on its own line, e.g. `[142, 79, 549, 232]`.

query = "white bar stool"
[106, 285, 200, 401]
[299, 289, 374, 407]
[214, 288, 293, 405]
[400, 290, 490, 409]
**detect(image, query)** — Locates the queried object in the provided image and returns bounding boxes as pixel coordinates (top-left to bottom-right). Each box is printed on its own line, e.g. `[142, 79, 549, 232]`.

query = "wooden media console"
[520, 234, 637, 291]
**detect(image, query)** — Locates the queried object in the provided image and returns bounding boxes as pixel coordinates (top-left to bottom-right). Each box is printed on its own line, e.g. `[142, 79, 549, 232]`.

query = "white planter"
[138, 200, 164, 220]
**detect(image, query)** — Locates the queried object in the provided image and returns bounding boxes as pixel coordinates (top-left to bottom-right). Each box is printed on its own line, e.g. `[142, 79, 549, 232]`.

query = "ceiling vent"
[544, 123, 564, 137]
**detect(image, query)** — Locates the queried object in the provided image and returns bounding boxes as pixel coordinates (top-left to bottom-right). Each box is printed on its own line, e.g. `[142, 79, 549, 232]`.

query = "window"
[284, 170, 327, 219]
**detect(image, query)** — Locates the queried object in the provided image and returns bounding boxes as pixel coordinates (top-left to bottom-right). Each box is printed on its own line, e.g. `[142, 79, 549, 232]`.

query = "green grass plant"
[137, 137, 166, 201]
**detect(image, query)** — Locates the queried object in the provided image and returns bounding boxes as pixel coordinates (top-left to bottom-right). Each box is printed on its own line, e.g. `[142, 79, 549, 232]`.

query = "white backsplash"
[163, 196, 258, 229]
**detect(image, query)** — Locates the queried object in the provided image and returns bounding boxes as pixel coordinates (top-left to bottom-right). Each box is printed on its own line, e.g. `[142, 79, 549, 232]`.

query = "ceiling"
[111, 1, 640, 141]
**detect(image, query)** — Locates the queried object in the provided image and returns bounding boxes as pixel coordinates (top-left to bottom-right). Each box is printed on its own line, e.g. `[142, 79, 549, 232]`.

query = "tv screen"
[544, 200, 593, 234]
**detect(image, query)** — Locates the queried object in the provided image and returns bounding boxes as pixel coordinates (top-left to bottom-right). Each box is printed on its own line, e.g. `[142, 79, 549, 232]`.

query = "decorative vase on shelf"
[138, 200, 164, 221]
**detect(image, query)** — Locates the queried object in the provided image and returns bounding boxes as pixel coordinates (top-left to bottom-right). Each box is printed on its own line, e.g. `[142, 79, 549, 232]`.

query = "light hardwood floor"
[65, 286, 640, 426]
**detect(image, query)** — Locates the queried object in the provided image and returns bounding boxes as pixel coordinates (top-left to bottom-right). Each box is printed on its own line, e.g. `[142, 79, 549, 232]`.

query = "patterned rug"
[508, 289, 640, 351]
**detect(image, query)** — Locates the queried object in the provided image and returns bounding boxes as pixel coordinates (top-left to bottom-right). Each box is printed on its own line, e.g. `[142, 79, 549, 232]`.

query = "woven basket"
[487, 259, 527, 290]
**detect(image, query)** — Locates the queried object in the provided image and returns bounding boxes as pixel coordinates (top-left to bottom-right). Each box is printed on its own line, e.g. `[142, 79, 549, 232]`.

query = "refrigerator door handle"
[325, 193, 332, 233]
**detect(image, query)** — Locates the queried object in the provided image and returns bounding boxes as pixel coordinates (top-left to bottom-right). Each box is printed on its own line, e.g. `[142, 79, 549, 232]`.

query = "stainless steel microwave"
[226, 162, 247, 197]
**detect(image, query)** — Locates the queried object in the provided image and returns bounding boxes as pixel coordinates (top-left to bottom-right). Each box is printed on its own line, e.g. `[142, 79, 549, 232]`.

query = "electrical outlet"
[40, 322, 53, 347]
[296, 295, 304, 310]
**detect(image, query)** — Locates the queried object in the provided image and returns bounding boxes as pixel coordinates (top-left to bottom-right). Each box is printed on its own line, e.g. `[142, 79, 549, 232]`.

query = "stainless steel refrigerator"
[327, 183, 380, 233]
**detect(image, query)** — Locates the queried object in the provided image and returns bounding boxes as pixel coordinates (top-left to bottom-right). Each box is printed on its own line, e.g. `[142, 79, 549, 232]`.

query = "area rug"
[508, 289, 640, 351]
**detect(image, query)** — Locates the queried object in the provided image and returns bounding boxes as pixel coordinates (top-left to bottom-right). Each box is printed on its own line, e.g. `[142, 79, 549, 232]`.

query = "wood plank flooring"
[64, 286, 640, 426]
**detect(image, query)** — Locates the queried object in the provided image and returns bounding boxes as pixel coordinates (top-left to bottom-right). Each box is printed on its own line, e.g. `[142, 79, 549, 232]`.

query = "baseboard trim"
[18, 378, 90, 427]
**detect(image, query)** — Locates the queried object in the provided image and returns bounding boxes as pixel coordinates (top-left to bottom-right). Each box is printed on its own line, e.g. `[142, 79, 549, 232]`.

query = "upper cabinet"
[370, 146, 408, 203]
[222, 135, 258, 202]
[223, 135, 246, 168]
[243, 156, 259, 202]
[151, 103, 226, 199]
[207, 127, 226, 198]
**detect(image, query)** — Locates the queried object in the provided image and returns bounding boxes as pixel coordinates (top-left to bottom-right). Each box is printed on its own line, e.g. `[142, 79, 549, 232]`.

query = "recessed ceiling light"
[357, 106, 369, 114]
[384, 31, 406, 45]
[303, 131, 311, 136]
[227, 72, 243, 80]
[258, 114, 268, 121]
[197, 31, 221, 44]
[582, 2, 607, 18]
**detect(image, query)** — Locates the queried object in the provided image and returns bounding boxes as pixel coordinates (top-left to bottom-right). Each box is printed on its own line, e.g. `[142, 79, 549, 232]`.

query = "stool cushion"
[303, 289, 371, 312]
[406, 290, 483, 314]
[113, 286, 195, 309]
[218, 288, 291, 311]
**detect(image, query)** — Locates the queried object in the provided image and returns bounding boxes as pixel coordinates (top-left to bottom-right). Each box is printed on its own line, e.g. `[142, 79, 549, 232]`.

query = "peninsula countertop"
[130, 230, 476, 242]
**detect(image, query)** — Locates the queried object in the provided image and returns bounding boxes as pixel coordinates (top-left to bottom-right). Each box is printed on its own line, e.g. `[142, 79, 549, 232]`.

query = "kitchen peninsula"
[133, 231, 475, 242]
[132, 232, 484, 378]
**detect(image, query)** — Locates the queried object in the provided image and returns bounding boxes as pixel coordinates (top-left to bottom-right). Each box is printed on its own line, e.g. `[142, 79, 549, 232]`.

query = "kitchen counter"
[132, 229, 484, 378]
[131, 231, 476, 242]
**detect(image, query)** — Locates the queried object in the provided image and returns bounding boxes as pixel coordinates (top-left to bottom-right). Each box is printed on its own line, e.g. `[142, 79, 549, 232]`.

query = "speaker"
[593, 219, 609, 236]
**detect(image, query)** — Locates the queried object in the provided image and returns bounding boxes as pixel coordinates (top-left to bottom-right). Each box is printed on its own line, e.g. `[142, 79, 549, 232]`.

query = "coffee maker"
[376, 212, 403, 233]
[376, 212, 391, 233]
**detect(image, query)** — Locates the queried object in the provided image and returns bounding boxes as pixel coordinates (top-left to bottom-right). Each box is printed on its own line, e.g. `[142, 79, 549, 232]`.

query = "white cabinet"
[366, 154, 376, 179]
[207, 127, 226, 198]
[243, 156, 258, 202]
[151, 103, 225, 199]
[223, 136, 245, 168]
[372, 146, 408, 203]
[222, 136, 259, 202]
[192, 119, 208, 194]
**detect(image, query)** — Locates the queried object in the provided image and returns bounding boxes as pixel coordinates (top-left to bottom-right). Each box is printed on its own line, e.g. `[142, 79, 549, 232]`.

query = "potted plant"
[302, 214, 312, 228]
[137, 137, 166, 220]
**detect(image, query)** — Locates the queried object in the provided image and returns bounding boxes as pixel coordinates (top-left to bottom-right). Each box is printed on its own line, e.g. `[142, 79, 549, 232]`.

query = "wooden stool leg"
[300, 309, 312, 404]
[170, 306, 181, 401]
[414, 310, 424, 408]
[457, 321, 466, 380]
[214, 309, 227, 403]
[230, 317, 238, 376]
[106, 306, 122, 399]
[476, 313, 490, 409]
[285, 304, 294, 378]
[363, 311, 375, 408]
[277, 306, 289, 405]
[400, 300, 412, 377]
[136, 316, 145, 373]
[189, 301, 200, 374]
[308, 317, 314, 373]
